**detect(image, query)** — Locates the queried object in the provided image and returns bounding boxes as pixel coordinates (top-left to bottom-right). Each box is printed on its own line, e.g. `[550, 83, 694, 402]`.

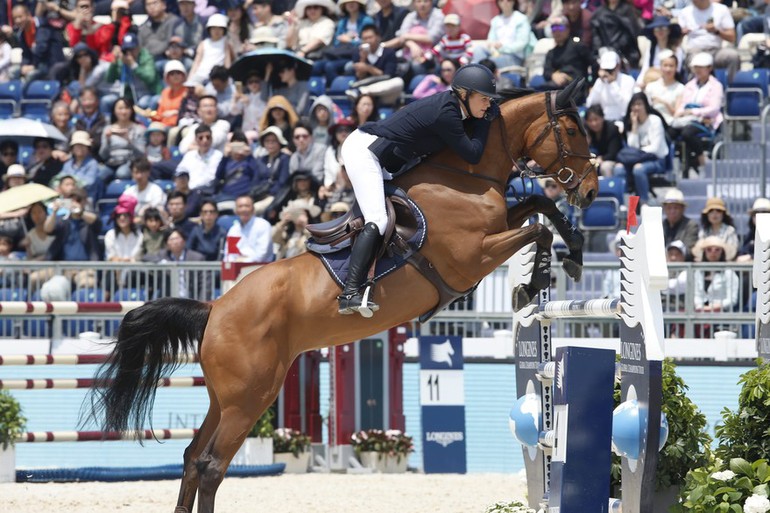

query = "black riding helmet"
[451, 63, 502, 100]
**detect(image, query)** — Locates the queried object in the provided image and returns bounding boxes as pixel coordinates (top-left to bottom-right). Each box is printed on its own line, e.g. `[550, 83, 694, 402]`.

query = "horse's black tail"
[85, 297, 212, 440]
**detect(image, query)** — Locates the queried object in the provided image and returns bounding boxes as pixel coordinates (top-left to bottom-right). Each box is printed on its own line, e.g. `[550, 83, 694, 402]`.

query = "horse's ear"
[556, 79, 584, 108]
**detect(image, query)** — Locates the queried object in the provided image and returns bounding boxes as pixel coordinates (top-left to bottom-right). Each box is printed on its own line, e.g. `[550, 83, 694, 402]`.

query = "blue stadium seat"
[0, 80, 22, 118]
[64, 289, 106, 336]
[154, 179, 175, 194]
[113, 288, 147, 301]
[724, 69, 769, 122]
[528, 75, 546, 89]
[378, 107, 394, 120]
[18, 145, 33, 166]
[328, 75, 356, 94]
[216, 214, 239, 232]
[105, 179, 135, 199]
[407, 74, 426, 93]
[579, 198, 620, 230]
[0, 288, 28, 301]
[597, 176, 625, 205]
[308, 75, 327, 97]
[73, 288, 105, 302]
[21, 80, 61, 122]
[713, 69, 728, 91]
[169, 146, 182, 159]
[501, 72, 522, 88]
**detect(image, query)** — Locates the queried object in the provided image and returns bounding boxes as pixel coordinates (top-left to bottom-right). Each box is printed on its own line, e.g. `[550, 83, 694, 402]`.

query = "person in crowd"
[60, 131, 102, 200]
[27, 138, 64, 187]
[153, 60, 188, 128]
[738, 198, 770, 262]
[262, 58, 310, 115]
[373, 0, 408, 43]
[60, 43, 105, 101]
[178, 95, 231, 154]
[204, 65, 236, 120]
[677, 0, 740, 81]
[538, 15, 592, 90]
[213, 131, 258, 207]
[164, 36, 192, 72]
[288, 123, 326, 184]
[589, 0, 641, 68]
[12, 3, 66, 83]
[412, 58, 459, 100]
[140, 207, 167, 258]
[124, 157, 168, 223]
[321, 199, 352, 222]
[306, 94, 337, 146]
[176, 124, 224, 192]
[322, 117, 355, 199]
[99, 97, 147, 180]
[585, 50, 635, 122]
[473, 0, 533, 68]
[285, 0, 336, 60]
[70, 0, 132, 66]
[350, 94, 379, 126]
[43, 188, 101, 288]
[636, 16, 683, 90]
[226, 194, 274, 262]
[187, 200, 226, 261]
[73, 87, 107, 159]
[644, 50, 685, 127]
[20, 202, 55, 272]
[272, 205, 317, 259]
[145, 123, 171, 163]
[174, 0, 203, 54]
[585, 105, 622, 177]
[384, 0, 445, 76]
[321, 0, 374, 83]
[670, 52, 723, 177]
[697, 197, 739, 253]
[613, 93, 669, 204]
[104, 33, 162, 111]
[2, 164, 28, 191]
[231, 71, 267, 143]
[52, 104, 76, 163]
[344, 24, 403, 107]
[250, 0, 288, 47]
[663, 239, 688, 335]
[252, 126, 292, 215]
[104, 193, 143, 265]
[692, 235, 740, 317]
[172, 169, 203, 218]
[0, 141, 19, 178]
[425, 13, 473, 66]
[138, 0, 180, 71]
[188, 13, 234, 85]
[143, 228, 210, 299]
[561, 0, 592, 49]
[273, 169, 322, 225]
[165, 190, 197, 237]
[63, 0, 101, 60]
[258, 95, 300, 151]
[662, 188, 699, 254]
[226, 0, 251, 56]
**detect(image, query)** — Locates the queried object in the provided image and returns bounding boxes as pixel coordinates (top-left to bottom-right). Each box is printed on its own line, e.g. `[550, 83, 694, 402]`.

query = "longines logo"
[426, 431, 464, 448]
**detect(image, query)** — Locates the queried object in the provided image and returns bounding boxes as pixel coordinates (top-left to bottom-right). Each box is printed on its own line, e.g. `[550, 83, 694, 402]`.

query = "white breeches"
[340, 129, 392, 236]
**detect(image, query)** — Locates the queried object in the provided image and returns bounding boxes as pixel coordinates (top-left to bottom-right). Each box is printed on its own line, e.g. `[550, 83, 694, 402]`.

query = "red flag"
[626, 196, 640, 233]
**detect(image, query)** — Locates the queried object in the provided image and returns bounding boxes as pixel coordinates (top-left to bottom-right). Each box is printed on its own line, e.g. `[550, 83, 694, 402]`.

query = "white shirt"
[178, 119, 231, 154]
[226, 216, 274, 263]
[176, 148, 224, 190]
[124, 182, 168, 215]
[104, 228, 144, 261]
[586, 72, 636, 121]
[627, 114, 669, 159]
[678, 2, 734, 50]
[645, 79, 685, 124]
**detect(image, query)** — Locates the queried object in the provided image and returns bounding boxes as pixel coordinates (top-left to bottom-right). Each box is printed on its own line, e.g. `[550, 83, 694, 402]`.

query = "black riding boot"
[338, 222, 382, 317]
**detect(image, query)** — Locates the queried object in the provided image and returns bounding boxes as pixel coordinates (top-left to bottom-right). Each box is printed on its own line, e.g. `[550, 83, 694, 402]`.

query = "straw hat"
[283, 201, 321, 219]
[259, 126, 288, 146]
[3, 164, 27, 182]
[322, 201, 350, 222]
[662, 189, 687, 206]
[338, 0, 366, 6]
[69, 130, 92, 148]
[701, 197, 728, 215]
[294, 0, 337, 18]
[691, 235, 737, 262]
[749, 198, 770, 215]
[250, 26, 279, 46]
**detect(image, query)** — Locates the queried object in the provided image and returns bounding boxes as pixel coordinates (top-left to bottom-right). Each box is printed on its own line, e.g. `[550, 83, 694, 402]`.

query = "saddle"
[306, 185, 474, 322]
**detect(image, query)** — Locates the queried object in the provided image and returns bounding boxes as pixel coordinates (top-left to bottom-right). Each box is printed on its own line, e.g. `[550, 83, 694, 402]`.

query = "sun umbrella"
[0, 118, 67, 145]
[443, 0, 497, 40]
[229, 48, 314, 83]
[0, 183, 58, 215]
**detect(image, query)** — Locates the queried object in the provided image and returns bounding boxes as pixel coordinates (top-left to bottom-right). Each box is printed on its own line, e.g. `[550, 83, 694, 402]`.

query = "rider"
[338, 63, 501, 317]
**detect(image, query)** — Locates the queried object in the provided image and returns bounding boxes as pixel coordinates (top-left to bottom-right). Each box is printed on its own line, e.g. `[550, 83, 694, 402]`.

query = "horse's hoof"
[512, 285, 535, 312]
[174, 508, 189, 513]
[562, 258, 583, 282]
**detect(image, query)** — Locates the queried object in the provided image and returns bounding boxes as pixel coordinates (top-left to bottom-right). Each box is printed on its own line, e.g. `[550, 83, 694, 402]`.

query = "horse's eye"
[567, 128, 577, 136]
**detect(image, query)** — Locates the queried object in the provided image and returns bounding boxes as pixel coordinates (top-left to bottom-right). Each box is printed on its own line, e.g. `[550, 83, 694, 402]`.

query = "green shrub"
[0, 390, 26, 450]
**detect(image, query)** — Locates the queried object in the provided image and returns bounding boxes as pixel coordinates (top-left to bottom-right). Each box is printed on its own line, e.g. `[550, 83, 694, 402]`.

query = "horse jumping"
[88, 80, 599, 513]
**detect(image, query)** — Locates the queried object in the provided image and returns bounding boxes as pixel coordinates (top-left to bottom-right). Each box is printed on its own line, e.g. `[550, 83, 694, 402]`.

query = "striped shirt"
[428, 32, 473, 64]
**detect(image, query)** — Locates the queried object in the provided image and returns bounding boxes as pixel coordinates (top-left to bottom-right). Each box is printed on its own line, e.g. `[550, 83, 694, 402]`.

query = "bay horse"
[89, 79, 598, 513]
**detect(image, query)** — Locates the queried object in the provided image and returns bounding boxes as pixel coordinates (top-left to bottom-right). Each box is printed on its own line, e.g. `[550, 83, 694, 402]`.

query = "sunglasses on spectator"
[293, 134, 310, 140]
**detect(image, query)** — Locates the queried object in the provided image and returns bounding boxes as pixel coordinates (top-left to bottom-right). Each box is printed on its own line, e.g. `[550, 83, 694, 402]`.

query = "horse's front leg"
[507, 195, 584, 282]
[482, 222, 553, 311]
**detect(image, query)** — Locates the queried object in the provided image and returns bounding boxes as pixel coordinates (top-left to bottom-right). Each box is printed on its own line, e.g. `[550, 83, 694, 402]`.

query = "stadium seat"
[308, 75, 327, 97]
[104, 179, 135, 199]
[21, 80, 61, 122]
[216, 214, 239, 232]
[18, 145, 33, 166]
[501, 72, 522, 88]
[579, 198, 620, 230]
[528, 75, 545, 89]
[64, 289, 106, 336]
[378, 107, 394, 120]
[0, 80, 22, 118]
[328, 75, 357, 115]
[713, 69, 728, 91]
[597, 176, 625, 205]
[724, 69, 769, 122]
[154, 179, 175, 194]
[0, 287, 28, 301]
[113, 288, 147, 301]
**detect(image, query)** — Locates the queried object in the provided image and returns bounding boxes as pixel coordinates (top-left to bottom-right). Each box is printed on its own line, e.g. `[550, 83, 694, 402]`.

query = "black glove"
[484, 102, 501, 122]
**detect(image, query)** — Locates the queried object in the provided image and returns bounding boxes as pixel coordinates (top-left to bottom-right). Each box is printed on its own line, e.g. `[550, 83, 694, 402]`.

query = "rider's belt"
[368, 137, 421, 177]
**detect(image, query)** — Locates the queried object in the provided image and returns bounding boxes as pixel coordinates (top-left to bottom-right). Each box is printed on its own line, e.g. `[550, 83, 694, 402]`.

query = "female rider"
[338, 63, 501, 317]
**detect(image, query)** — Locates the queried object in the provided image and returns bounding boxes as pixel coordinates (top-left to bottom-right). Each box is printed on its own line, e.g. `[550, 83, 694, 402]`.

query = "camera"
[360, 43, 370, 53]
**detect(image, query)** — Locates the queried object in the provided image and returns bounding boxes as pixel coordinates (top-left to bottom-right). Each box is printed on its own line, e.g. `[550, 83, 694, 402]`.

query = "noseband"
[506, 91, 596, 192]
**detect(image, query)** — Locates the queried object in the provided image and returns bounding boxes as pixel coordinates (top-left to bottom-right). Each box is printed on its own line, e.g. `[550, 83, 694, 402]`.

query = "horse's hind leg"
[174, 399, 220, 513]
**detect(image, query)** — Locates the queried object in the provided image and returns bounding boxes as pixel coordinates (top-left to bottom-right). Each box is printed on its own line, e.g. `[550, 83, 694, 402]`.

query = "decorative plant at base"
[0, 390, 26, 450]
[272, 428, 310, 457]
[483, 500, 535, 513]
[248, 407, 275, 438]
[610, 359, 712, 493]
[351, 429, 414, 463]
[674, 362, 770, 512]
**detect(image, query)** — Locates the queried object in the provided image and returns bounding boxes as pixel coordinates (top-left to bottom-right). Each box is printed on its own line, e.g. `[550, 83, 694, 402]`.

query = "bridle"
[507, 90, 596, 193]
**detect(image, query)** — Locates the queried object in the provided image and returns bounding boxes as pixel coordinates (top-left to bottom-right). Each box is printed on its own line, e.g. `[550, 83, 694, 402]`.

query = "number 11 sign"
[419, 336, 466, 473]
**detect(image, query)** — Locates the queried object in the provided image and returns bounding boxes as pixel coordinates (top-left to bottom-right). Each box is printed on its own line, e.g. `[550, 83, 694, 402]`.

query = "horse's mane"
[498, 87, 539, 103]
